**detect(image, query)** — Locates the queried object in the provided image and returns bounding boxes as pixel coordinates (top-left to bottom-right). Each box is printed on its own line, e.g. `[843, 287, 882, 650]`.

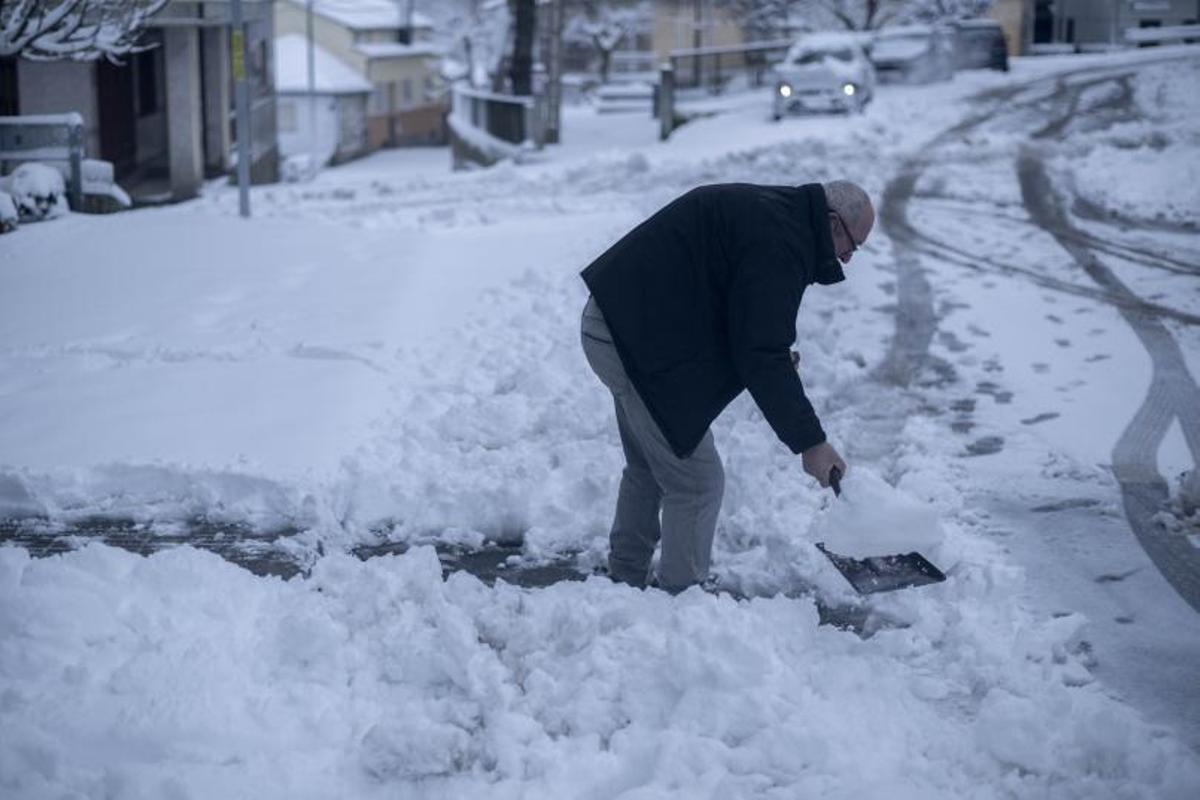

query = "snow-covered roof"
[288, 0, 433, 31]
[355, 42, 444, 59]
[274, 34, 372, 94]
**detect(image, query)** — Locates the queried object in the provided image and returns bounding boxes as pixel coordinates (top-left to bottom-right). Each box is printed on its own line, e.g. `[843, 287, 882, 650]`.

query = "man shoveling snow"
[580, 180, 875, 592]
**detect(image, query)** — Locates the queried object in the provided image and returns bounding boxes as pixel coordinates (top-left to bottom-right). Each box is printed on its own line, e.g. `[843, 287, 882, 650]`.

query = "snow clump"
[3, 162, 69, 221]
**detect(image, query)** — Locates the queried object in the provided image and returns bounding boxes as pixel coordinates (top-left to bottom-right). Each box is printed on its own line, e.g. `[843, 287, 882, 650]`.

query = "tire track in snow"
[881, 54, 1200, 612]
[1018, 148, 1200, 614]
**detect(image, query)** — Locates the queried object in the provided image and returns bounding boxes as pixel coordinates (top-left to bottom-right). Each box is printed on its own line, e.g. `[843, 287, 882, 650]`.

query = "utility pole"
[307, 0, 318, 172]
[395, 0, 415, 44]
[230, 0, 251, 217]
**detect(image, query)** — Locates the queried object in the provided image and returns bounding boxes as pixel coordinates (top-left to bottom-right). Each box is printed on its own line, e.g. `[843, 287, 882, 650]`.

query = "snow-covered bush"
[0, 190, 17, 233]
[4, 162, 70, 221]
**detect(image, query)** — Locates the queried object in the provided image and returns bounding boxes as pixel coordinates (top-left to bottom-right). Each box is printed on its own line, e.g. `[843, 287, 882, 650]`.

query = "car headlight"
[842, 83, 857, 96]
[779, 84, 793, 98]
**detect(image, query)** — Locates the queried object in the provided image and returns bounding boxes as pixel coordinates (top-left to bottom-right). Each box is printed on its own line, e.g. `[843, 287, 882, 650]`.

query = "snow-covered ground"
[2, 47, 1199, 798]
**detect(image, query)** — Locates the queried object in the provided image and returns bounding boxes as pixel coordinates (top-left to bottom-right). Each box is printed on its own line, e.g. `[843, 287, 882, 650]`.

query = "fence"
[449, 85, 547, 169]
[1125, 24, 1200, 46]
[0, 113, 84, 208]
[667, 39, 793, 93]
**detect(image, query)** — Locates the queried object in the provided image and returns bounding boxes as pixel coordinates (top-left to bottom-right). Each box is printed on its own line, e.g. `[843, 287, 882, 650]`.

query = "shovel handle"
[829, 466, 842, 497]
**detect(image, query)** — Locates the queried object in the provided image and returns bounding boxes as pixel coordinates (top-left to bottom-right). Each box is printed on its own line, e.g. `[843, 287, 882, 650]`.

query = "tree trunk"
[462, 34, 475, 87]
[510, 0, 536, 96]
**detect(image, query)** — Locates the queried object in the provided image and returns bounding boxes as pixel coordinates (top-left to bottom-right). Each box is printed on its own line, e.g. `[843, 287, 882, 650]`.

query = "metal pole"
[658, 63, 674, 141]
[544, 0, 563, 144]
[307, 0, 318, 169]
[231, 0, 252, 217]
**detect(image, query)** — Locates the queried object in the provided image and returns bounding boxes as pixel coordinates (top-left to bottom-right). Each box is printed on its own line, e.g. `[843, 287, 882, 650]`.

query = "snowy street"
[2, 44, 1200, 798]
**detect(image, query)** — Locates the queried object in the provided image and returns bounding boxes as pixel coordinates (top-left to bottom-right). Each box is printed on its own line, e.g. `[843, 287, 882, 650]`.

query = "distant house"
[992, 0, 1198, 54]
[0, 1, 279, 203]
[275, 34, 371, 166]
[274, 0, 447, 148]
[597, 1, 746, 87]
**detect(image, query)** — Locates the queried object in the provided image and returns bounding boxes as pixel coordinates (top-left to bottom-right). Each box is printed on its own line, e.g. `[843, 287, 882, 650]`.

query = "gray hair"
[823, 180, 875, 239]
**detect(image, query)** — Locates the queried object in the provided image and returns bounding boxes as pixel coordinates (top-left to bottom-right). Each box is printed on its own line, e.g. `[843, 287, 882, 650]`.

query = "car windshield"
[791, 47, 855, 65]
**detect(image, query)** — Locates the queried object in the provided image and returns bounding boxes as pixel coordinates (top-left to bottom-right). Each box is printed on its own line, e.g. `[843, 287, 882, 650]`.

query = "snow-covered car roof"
[956, 18, 1004, 30]
[785, 31, 869, 60]
[876, 24, 938, 39]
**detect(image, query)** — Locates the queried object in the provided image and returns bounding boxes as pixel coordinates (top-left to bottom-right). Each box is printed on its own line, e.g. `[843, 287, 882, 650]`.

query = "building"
[274, 0, 447, 148]
[1, 0, 279, 203]
[593, 0, 746, 87]
[274, 34, 371, 166]
[991, 0, 1199, 54]
[989, 0, 1031, 55]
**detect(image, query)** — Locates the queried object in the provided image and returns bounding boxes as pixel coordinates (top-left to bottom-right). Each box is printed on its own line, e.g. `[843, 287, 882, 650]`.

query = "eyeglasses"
[831, 210, 859, 257]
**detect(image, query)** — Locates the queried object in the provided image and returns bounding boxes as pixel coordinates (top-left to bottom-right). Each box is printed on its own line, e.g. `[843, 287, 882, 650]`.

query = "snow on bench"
[0, 113, 84, 208]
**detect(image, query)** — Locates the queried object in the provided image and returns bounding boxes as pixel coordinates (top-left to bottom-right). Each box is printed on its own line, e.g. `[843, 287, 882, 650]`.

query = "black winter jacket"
[581, 183, 843, 458]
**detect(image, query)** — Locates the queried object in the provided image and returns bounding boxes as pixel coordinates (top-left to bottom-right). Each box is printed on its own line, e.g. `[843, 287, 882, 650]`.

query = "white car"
[870, 24, 957, 85]
[772, 33, 876, 119]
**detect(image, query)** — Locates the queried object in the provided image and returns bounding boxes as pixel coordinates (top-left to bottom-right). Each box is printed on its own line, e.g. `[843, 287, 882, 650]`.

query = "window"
[401, 78, 412, 105]
[0, 58, 17, 115]
[278, 100, 297, 132]
[368, 85, 388, 115]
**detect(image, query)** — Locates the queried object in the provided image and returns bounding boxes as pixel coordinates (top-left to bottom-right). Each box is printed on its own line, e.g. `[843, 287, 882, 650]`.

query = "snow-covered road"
[2, 47, 1199, 798]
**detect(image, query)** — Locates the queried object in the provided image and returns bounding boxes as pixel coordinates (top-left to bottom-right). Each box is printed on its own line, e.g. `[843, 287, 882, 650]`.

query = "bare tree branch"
[0, 0, 169, 61]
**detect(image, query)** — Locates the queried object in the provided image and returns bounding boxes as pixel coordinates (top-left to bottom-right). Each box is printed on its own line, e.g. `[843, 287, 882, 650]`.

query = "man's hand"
[802, 442, 846, 488]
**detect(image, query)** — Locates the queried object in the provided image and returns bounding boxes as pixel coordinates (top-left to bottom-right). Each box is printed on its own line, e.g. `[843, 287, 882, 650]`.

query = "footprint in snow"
[963, 436, 1004, 456]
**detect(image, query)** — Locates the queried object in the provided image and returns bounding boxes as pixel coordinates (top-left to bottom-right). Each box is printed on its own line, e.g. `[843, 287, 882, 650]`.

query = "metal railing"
[668, 39, 793, 92]
[0, 113, 84, 209]
[1125, 24, 1200, 46]
[451, 85, 545, 148]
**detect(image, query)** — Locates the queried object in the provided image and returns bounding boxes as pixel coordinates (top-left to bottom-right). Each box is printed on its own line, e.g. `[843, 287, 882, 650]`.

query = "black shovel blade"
[816, 543, 946, 595]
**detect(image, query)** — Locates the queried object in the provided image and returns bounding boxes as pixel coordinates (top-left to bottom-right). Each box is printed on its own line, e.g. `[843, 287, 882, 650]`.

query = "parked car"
[772, 32, 876, 119]
[953, 18, 1009, 72]
[870, 24, 956, 84]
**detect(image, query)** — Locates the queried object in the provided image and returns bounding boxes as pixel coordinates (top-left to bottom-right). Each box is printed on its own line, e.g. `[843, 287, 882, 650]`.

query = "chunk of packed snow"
[808, 468, 946, 558]
[2, 162, 69, 220]
[0, 543, 1197, 799]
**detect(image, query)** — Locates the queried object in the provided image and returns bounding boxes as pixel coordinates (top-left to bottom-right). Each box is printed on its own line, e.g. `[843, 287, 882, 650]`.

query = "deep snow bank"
[2, 543, 1197, 799]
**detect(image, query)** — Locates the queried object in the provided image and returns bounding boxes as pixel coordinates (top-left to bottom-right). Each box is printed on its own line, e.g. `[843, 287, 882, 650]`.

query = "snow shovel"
[816, 467, 947, 595]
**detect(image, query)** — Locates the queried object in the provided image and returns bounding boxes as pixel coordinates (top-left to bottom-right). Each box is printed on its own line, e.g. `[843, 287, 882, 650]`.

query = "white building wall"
[276, 93, 342, 164]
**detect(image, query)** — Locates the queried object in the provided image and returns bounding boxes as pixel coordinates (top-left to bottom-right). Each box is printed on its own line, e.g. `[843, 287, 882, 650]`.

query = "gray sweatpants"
[580, 296, 725, 591]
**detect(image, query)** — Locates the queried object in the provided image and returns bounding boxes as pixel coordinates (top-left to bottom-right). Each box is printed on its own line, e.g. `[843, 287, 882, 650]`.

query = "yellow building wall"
[989, 0, 1028, 56]
[651, 0, 745, 60]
